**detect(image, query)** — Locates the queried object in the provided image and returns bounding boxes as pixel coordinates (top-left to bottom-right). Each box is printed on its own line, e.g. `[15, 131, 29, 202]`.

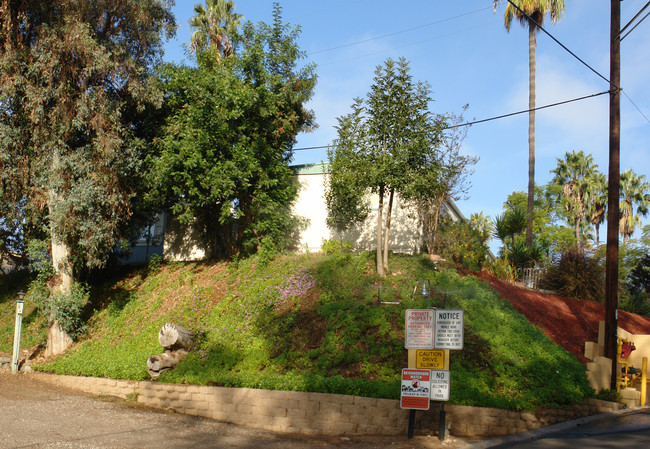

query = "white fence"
[517, 267, 545, 289]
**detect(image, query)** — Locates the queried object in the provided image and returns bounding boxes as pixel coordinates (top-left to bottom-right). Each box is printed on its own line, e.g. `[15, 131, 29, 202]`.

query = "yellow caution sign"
[415, 349, 446, 370]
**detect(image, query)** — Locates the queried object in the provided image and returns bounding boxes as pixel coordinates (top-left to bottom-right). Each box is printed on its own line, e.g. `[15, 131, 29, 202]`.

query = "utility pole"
[605, 0, 621, 390]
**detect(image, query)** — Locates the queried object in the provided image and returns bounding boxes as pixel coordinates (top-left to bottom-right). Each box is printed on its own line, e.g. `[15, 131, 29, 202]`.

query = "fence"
[517, 267, 545, 290]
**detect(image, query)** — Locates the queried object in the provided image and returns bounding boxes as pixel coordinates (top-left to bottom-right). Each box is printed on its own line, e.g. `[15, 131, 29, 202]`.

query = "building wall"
[292, 165, 423, 254]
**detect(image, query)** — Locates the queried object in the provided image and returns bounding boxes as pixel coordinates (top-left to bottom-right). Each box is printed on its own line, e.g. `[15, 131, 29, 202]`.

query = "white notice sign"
[404, 309, 435, 349]
[430, 370, 450, 401]
[434, 309, 464, 350]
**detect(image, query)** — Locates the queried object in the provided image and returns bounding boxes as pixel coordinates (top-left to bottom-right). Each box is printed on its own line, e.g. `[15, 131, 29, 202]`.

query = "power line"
[622, 91, 650, 125]
[448, 90, 610, 129]
[504, 0, 615, 89]
[618, 1, 650, 41]
[307, 6, 492, 56]
[292, 90, 610, 151]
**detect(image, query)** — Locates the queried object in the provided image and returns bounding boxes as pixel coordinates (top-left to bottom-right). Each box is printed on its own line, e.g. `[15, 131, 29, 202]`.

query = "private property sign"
[404, 309, 434, 349]
[400, 369, 431, 410]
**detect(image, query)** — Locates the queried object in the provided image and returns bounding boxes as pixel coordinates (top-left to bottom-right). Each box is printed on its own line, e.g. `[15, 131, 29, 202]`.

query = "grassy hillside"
[0, 252, 594, 411]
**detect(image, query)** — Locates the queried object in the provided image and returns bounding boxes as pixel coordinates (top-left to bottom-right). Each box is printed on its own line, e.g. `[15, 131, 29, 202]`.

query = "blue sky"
[163, 0, 650, 246]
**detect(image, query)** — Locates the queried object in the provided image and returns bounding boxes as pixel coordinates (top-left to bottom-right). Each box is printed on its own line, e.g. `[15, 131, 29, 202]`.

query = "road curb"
[463, 405, 650, 448]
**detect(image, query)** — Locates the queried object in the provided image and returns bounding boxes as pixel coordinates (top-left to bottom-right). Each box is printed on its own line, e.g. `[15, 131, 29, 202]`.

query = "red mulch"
[474, 271, 650, 364]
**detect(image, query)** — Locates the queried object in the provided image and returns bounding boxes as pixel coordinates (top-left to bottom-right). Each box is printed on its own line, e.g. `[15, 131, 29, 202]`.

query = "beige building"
[291, 162, 465, 254]
[139, 162, 465, 262]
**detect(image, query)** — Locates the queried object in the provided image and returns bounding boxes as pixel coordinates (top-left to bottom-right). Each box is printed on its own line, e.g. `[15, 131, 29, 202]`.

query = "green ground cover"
[0, 252, 594, 411]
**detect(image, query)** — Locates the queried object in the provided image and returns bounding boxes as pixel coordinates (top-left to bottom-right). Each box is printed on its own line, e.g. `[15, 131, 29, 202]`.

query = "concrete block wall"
[32, 373, 624, 438]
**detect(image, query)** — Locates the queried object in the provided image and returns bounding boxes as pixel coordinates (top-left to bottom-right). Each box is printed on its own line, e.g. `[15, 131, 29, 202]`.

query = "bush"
[486, 258, 517, 283]
[321, 239, 354, 255]
[539, 248, 605, 302]
[435, 221, 489, 272]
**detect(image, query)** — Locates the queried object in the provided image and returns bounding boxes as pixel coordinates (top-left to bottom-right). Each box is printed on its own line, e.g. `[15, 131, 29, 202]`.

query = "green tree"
[151, 4, 316, 257]
[495, 0, 565, 249]
[190, 0, 243, 57]
[328, 58, 445, 275]
[404, 105, 477, 255]
[619, 169, 650, 244]
[0, 1, 175, 354]
[550, 150, 599, 249]
[325, 108, 370, 240]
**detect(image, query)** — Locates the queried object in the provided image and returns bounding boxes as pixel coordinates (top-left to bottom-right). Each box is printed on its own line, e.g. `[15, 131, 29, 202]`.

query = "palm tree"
[190, 0, 243, 57]
[495, 0, 565, 250]
[588, 172, 607, 246]
[550, 150, 598, 250]
[619, 169, 650, 244]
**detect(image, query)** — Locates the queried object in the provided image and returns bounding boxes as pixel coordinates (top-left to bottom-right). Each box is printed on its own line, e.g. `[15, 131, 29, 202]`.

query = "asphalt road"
[470, 408, 650, 449]
[0, 371, 474, 449]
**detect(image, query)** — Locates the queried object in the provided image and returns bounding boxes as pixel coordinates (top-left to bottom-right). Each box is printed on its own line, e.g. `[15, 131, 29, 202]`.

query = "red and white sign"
[400, 369, 431, 410]
[404, 309, 434, 349]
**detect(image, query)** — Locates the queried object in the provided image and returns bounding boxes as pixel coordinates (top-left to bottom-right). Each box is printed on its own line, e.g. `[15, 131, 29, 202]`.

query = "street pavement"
[468, 407, 650, 448]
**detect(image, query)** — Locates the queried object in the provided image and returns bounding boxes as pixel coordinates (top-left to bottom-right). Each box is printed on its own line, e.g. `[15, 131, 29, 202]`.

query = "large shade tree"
[0, 0, 175, 354]
[151, 4, 316, 257]
[495, 0, 566, 249]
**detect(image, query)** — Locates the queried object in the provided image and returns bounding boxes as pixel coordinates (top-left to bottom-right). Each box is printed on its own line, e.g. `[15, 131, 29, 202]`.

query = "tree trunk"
[147, 323, 194, 379]
[147, 349, 189, 379]
[376, 184, 385, 276]
[158, 323, 194, 349]
[45, 224, 74, 357]
[526, 21, 536, 250]
[383, 188, 394, 270]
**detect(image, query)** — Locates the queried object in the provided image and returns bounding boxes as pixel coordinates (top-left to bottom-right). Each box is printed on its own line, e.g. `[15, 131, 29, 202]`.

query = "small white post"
[11, 291, 25, 374]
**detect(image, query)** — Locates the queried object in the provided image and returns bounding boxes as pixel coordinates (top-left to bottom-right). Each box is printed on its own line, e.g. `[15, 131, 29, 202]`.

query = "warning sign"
[415, 349, 445, 369]
[400, 369, 431, 410]
[430, 370, 450, 401]
[405, 309, 435, 349]
[434, 309, 464, 350]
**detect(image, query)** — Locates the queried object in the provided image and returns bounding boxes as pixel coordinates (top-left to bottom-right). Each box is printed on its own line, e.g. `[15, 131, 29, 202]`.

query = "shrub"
[321, 239, 354, 255]
[486, 258, 517, 283]
[435, 221, 489, 272]
[539, 248, 605, 302]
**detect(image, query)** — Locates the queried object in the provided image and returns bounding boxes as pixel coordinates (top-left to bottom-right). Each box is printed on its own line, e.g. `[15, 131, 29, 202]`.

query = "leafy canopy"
[150, 4, 316, 257]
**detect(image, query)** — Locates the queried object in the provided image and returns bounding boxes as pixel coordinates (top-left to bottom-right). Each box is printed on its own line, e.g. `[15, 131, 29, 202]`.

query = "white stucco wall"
[292, 167, 422, 254]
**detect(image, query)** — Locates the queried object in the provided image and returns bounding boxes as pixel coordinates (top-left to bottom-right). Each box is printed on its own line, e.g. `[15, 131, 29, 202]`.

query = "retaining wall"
[33, 373, 624, 438]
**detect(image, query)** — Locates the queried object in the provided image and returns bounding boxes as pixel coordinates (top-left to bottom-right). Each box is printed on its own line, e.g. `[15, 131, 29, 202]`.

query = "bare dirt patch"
[474, 271, 650, 363]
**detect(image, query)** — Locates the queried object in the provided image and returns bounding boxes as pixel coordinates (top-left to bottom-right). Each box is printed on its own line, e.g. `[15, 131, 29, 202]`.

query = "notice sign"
[416, 349, 445, 369]
[434, 309, 464, 350]
[400, 369, 431, 410]
[405, 309, 434, 349]
[430, 370, 450, 401]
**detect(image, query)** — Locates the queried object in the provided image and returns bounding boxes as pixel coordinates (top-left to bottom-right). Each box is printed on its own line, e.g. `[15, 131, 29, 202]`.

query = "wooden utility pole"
[605, 0, 621, 390]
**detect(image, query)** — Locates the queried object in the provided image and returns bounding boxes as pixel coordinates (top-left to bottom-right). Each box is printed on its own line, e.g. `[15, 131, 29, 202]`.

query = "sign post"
[11, 292, 25, 374]
[403, 298, 465, 441]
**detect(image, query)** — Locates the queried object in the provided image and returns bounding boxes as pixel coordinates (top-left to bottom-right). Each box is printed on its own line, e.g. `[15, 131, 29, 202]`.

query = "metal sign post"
[11, 292, 25, 374]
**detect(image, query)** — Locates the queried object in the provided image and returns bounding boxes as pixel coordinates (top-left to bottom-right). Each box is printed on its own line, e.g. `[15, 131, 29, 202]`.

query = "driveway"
[0, 371, 475, 448]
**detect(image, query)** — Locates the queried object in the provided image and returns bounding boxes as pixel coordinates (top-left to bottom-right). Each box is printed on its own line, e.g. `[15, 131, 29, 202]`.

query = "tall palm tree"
[619, 169, 650, 244]
[495, 0, 566, 250]
[551, 150, 598, 250]
[190, 0, 243, 57]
